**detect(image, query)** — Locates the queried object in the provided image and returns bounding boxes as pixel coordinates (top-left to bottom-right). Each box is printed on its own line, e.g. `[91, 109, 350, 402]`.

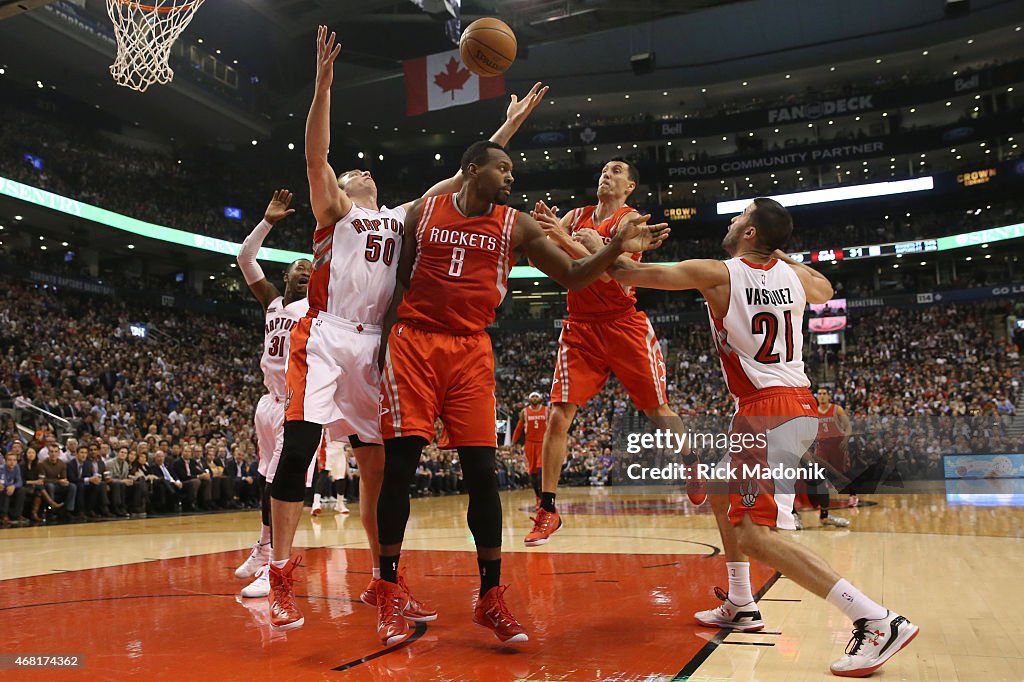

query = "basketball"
[459, 17, 517, 77]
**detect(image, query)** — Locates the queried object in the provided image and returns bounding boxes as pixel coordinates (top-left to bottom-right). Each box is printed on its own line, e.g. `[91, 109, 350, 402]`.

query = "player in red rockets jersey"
[609, 198, 918, 678]
[816, 387, 858, 509]
[510, 391, 548, 507]
[373, 140, 669, 646]
[266, 25, 550, 632]
[523, 159, 705, 548]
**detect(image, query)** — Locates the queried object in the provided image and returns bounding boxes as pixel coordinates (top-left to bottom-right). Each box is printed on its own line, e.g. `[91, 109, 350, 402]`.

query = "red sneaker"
[361, 575, 436, 621]
[524, 508, 562, 546]
[360, 577, 379, 607]
[375, 580, 411, 645]
[473, 585, 528, 643]
[268, 556, 304, 630]
[397, 575, 437, 622]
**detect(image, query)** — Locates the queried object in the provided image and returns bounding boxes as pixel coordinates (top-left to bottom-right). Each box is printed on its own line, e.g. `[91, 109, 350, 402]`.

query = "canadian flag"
[403, 48, 505, 117]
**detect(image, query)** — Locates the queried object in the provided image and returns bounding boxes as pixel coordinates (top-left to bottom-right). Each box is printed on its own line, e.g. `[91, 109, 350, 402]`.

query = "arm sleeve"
[237, 219, 273, 285]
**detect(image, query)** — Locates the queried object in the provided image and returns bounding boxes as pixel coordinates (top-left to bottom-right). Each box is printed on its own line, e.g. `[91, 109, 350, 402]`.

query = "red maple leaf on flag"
[433, 57, 471, 99]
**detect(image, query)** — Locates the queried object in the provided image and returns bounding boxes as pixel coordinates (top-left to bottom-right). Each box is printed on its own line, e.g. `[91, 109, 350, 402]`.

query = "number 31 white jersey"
[708, 257, 809, 400]
[261, 296, 310, 396]
[307, 204, 406, 325]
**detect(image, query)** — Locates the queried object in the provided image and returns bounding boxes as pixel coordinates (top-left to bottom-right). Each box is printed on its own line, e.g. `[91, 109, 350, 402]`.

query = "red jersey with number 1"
[398, 193, 518, 333]
[566, 205, 642, 320]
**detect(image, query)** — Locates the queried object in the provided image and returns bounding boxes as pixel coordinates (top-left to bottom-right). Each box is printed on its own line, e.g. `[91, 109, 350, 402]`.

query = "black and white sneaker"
[830, 610, 919, 677]
[694, 589, 765, 632]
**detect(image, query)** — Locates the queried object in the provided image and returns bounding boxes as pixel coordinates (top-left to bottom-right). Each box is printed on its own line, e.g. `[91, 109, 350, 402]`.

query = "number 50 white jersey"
[261, 296, 310, 397]
[307, 204, 406, 325]
[708, 257, 809, 400]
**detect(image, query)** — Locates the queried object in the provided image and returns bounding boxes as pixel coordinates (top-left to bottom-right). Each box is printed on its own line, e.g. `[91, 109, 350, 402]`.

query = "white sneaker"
[793, 511, 804, 530]
[240, 564, 270, 598]
[311, 497, 323, 517]
[336, 499, 350, 514]
[695, 598, 765, 632]
[822, 515, 851, 528]
[830, 611, 919, 677]
[234, 542, 270, 579]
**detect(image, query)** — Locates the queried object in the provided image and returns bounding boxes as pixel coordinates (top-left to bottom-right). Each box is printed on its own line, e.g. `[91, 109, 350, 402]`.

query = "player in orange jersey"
[267, 26, 550, 631]
[524, 159, 704, 547]
[510, 391, 548, 507]
[816, 387, 858, 509]
[610, 198, 917, 678]
[373, 140, 668, 646]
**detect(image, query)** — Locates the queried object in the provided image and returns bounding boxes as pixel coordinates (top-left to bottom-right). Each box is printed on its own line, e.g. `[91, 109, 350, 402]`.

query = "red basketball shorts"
[380, 323, 497, 448]
[551, 311, 667, 410]
[524, 441, 543, 473]
[721, 387, 819, 530]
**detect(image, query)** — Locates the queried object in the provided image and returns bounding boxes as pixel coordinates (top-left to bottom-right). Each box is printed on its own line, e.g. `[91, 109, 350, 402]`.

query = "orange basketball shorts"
[550, 311, 667, 410]
[722, 387, 819, 530]
[380, 323, 497, 448]
[524, 441, 543, 473]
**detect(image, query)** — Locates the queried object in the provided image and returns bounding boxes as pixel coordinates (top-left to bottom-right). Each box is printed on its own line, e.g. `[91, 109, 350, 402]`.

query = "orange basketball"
[459, 17, 517, 77]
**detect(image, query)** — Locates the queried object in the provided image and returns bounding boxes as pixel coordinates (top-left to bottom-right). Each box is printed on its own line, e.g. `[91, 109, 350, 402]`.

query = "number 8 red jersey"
[398, 193, 518, 333]
[709, 257, 809, 400]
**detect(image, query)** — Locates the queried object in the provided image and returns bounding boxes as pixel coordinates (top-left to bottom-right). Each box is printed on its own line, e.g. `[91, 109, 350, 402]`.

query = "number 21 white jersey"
[261, 296, 310, 396]
[708, 257, 809, 400]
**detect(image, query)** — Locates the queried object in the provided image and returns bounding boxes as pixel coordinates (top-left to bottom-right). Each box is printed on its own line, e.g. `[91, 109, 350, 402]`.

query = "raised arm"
[772, 250, 834, 304]
[306, 26, 352, 227]
[516, 211, 668, 291]
[237, 189, 296, 310]
[415, 83, 549, 203]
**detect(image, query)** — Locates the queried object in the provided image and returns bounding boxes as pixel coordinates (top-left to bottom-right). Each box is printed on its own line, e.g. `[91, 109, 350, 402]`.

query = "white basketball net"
[107, 0, 205, 92]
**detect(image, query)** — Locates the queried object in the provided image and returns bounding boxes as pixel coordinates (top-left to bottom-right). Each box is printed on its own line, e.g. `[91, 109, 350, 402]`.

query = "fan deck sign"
[404, 48, 505, 116]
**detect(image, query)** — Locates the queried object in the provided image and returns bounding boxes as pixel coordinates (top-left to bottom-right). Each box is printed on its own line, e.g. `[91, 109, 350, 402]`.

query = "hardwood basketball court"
[2, 487, 1021, 680]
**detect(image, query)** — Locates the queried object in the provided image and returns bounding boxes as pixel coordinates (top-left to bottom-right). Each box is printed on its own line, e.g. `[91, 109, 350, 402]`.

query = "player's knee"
[547, 405, 575, 434]
[271, 421, 322, 502]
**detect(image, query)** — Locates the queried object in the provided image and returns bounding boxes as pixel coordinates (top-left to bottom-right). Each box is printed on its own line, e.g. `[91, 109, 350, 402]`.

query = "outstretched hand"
[615, 214, 670, 254]
[314, 25, 342, 92]
[506, 82, 549, 125]
[531, 200, 571, 244]
[264, 189, 296, 224]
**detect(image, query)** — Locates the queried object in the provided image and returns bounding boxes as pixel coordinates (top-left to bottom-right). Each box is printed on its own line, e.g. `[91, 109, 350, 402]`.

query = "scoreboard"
[790, 239, 938, 264]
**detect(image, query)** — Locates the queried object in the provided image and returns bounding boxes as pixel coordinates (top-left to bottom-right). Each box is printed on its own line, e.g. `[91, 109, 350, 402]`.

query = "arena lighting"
[0, 174, 1019, 272]
[716, 177, 934, 215]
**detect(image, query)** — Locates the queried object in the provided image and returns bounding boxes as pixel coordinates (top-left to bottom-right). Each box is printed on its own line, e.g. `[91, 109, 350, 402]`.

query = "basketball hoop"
[106, 0, 205, 92]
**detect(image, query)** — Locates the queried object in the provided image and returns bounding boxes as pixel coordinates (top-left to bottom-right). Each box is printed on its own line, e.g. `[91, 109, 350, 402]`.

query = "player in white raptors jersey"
[232, 189, 322, 599]
[611, 198, 917, 677]
[267, 25, 550, 631]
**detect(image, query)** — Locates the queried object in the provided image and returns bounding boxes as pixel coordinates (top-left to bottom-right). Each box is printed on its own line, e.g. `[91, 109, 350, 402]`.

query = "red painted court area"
[2, 548, 775, 680]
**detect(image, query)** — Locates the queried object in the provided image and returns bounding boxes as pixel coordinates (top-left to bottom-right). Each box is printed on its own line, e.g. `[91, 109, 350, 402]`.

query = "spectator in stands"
[147, 450, 183, 514]
[107, 446, 144, 517]
[1, 451, 27, 526]
[39, 444, 75, 520]
[19, 446, 45, 524]
[171, 445, 204, 511]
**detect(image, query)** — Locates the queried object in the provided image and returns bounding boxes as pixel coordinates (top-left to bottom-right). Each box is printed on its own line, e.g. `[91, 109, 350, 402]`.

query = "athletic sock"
[372, 567, 381, 579]
[826, 579, 888, 622]
[271, 558, 288, 569]
[540, 492, 557, 513]
[726, 561, 754, 605]
[259, 525, 271, 545]
[381, 554, 400, 583]
[478, 558, 501, 597]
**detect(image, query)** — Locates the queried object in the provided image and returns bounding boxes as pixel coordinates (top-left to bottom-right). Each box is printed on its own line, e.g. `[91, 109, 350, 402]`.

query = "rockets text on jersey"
[566, 204, 641, 320]
[261, 296, 310, 396]
[307, 203, 406, 326]
[398, 193, 517, 333]
[709, 257, 810, 400]
[524, 405, 547, 442]
[817, 403, 842, 439]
